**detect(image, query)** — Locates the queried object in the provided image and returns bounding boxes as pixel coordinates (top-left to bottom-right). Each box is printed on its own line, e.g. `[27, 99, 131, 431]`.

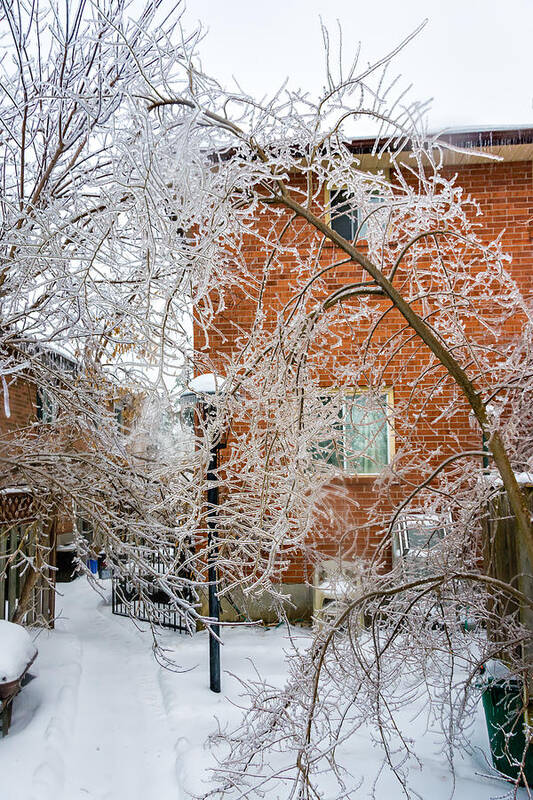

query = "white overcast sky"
[190, 0, 533, 134]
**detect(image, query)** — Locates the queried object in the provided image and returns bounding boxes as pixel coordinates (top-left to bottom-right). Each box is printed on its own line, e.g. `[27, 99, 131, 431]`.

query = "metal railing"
[111, 546, 194, 633]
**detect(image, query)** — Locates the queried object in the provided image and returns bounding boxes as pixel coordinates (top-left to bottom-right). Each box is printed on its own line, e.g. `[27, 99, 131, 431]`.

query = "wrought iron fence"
[111, 545, 194, 633]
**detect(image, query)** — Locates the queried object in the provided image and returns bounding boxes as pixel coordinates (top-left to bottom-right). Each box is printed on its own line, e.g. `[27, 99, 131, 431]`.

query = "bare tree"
[0, 0, 202, 629]
[0, 5, 531, 794]
[125, 21, 533, 797]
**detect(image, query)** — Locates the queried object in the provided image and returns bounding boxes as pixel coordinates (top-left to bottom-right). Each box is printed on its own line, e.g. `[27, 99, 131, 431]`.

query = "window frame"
[391, 512, 452, 576]
[114, 401, 124, 432]
[325, 180, 388, 243]
[314, 388, 395, 477]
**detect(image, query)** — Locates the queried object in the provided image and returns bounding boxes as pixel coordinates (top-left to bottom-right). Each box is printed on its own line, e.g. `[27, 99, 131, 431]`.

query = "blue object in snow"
[87, 558, 98, 574]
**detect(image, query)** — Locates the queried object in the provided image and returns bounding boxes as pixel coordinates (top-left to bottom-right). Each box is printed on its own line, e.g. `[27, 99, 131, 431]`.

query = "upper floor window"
[33, 348, 77, 425]
[329, 188, 385, 242]
[329, 189, 358, 241]
[313, 390, 393, 476]
[36, 387, 57, 423]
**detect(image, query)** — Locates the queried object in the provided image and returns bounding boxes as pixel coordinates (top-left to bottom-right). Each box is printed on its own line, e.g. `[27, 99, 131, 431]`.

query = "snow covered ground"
[0, 578, 528, 800]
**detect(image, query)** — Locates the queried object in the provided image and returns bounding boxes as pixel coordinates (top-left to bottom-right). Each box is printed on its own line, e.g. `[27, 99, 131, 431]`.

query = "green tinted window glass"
[36, 387, 57, 423]
[344, 393, 389, 474]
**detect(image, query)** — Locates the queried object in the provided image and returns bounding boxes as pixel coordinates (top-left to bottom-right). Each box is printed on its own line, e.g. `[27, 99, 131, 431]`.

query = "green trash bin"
[480, 675, 533, 785]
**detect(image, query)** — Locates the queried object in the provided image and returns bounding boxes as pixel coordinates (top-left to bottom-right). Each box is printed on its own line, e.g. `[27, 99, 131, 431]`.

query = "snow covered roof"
[179, 372, 228, 400]
[19, 339, 78, 368]
[348, 126, 533, 152]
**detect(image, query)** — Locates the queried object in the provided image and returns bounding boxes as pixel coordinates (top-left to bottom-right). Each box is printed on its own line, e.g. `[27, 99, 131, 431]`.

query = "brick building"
[0, 348, 81, 624]
[196, 127, 533, 620]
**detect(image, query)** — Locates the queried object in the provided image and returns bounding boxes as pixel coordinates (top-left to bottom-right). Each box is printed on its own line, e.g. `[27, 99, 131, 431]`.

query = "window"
[392, 513, 450, 577]
[34, 349, 77, 424]
[76, 510, 94, 544]
[36, 387, 57, 423]
[330, 189, 358, 241]
[313, 391, 393, 475]
[180, 402, 195, 435]
[329, 188, 385, 241]
[344, 392, 392, 474]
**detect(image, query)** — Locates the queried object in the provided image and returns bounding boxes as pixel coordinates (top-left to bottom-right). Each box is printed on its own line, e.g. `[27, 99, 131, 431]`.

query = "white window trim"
[316, 388, 395, 477]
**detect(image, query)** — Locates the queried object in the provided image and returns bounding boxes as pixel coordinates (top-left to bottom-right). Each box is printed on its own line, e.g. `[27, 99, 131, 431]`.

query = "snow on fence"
[0, 491, 56, 626]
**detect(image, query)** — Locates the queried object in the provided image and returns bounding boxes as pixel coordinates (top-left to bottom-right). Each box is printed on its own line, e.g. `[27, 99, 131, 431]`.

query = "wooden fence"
[0, 491, 56, 626]
[484, 486, 533, 663]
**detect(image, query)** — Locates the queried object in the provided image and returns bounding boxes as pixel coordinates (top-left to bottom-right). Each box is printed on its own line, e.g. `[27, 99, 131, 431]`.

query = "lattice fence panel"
[0, 492, 56, 626]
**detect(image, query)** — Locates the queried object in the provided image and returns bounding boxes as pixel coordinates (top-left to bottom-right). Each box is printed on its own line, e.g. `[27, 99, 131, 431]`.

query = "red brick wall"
[0, 376, 37, 439]
[0, 375, 76, 538]
[195, 158, 533, 582]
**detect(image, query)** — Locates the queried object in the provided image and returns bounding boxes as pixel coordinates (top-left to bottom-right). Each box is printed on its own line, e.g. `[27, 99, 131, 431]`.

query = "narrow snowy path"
[57, 582, 180, 800]
[0, 577, 292, 800]
[1, 578, 527, 800]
